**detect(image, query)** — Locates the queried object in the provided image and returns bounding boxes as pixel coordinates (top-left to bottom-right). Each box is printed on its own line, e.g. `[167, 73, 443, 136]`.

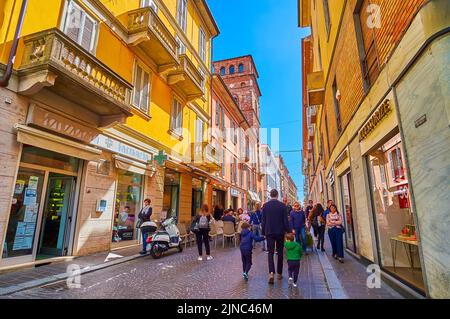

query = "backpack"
[198, 216, 209, 229]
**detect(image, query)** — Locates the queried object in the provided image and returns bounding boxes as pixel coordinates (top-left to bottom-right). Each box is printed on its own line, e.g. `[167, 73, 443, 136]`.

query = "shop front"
[3, 145, 85, 264]
[191, 178, 204, 217]
[212, 188, 227, 211]
[163, 169, 180, 219]
[89, 134, 156, 249]
[335, 149, 358, 254]
[230, 188, 240, 211]
[360, 98, 425, 294]
[1, 104, 103, 266]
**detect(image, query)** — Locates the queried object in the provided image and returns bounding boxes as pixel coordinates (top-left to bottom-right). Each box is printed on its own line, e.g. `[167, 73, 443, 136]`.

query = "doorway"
[37, 174, 76, 258]
[3, 145, 81, 265]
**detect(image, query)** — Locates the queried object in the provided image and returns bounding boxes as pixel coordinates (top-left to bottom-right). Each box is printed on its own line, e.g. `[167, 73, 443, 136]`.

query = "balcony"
[191, 142, 221, 171]
[126, 8, 178, 72]
[17, 28, 132, 126]
[307, 71, 325, 105]
[168, 54, 204, 101]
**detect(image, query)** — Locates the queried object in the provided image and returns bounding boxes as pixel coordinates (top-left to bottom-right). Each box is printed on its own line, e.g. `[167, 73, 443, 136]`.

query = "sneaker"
[288, 277, 293, 286]
[268, 273, 275, 284]
[139, 250, 147, 255]
[243, 273, 249, 281]
[206, 255, 213, 261]
[197, 256, 203, 261]
[338, 258, 344, 263]
[333, 254, 338, 259]
[293, 283, 298, 288]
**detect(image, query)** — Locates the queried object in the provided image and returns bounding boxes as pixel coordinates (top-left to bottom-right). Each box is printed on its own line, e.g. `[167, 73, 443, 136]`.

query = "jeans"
[287, 260, 300, 283]
[317, 225, 326, 249]
[266, 234, 285, 274]
[241, 249, 252, 274]
[196, 229, 211, 256]
[328, 227, 344, 258]
[142, 231, 149, 252]
[252, 224, 262, 248]
[294, 227, 307, 252]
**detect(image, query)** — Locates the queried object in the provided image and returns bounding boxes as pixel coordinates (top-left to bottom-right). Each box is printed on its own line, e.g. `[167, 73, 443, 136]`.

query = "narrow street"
[1, 241, 403, 299]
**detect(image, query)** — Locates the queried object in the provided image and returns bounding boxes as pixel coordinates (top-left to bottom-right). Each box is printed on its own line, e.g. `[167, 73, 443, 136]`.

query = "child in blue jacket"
[240, 222, 265, 281]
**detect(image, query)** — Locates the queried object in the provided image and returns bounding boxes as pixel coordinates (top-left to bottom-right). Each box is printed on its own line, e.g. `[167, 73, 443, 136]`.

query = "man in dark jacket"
[289, 203, 307, 252]
[262, 189, 290, 284]
[138, 198, 153, 254]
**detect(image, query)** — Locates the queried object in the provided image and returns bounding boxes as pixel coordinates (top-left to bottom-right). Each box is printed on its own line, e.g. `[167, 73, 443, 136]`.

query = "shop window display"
[112, 170, 143, 242]
[367, 132, 424, 292]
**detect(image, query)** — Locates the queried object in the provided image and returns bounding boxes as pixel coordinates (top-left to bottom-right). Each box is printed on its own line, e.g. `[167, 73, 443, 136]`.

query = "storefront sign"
[359, 99, 392, 141]
[27, 104, 98, 144]
[91, 134, 153, 163]
[335, 150, 348, 167]
[231, 188, 239, 197]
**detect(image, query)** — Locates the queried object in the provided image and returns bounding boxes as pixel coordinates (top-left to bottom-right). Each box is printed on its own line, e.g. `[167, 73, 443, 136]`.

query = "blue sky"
[209, 0, 311, 201]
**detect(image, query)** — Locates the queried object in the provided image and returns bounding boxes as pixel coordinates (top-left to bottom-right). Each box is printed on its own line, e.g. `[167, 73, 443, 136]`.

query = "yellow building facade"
[0, 0, 219, 269]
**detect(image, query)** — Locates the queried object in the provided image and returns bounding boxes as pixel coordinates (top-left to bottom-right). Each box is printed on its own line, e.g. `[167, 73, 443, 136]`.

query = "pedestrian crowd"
[138, 189, 345, 289]
[188, 189, 345, 288]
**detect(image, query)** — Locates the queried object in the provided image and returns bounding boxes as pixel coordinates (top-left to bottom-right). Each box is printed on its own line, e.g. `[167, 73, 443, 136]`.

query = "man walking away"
[262, 189, 290, 284]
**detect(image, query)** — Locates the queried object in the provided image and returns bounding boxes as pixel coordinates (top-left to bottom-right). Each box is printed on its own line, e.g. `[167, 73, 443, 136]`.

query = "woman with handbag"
[326, 204, 345, 263]
[137, 198, 152, 255]
[191, 204, 214, 261]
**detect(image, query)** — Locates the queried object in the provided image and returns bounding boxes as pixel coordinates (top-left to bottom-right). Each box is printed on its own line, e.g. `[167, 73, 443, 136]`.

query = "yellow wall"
[1, 0, 215, 162]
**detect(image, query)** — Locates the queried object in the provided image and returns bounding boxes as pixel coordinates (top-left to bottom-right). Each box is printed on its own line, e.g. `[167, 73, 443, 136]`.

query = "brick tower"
[213, 55, 262, 128]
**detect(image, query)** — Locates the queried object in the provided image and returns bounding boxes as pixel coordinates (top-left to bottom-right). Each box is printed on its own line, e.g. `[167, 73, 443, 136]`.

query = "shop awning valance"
[113, 155, 156, 177]
[15, 124, 102, 162]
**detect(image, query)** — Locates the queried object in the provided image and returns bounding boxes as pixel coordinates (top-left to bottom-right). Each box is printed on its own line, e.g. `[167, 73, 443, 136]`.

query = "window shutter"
[215, 104, 220, 126]
[81, 16, 95, 51]
[66, 2, 82, 43]
[133, 66, 143, 106]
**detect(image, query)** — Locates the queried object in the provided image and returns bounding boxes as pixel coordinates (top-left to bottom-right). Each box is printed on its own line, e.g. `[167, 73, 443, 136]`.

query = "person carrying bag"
[137, 198, 152, 255]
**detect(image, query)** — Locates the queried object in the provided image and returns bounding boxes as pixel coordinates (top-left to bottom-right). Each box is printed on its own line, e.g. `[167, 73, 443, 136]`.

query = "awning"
[113, 155, 156, 176]
[247, 191, 258, 202]
[15, 124, 102, 162]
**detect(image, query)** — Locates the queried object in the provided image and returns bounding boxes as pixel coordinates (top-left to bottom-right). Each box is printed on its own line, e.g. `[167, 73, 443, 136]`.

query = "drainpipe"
[0, 0, 28, 87]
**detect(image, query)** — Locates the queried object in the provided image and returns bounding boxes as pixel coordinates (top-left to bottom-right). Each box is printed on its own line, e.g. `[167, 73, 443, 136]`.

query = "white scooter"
[144, 216, 183, 259]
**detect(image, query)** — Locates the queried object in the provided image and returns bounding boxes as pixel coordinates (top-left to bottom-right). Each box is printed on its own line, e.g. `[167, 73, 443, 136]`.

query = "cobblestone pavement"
[1, 239, 404, 299]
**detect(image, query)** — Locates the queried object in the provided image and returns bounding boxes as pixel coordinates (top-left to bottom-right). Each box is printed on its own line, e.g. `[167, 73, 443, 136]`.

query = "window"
[229, 65, 235, 74]
[231, 121, 237, 145]
[195, 117, 204, 144]
[356, 0, 381, 90]
[64, 0, 97, 52]
[220, 67, 226, 76]
[215, 103, 220, 126]
[332, 78, 342, 132]
[221, 148, 225, 177]
[234, 158, 238, 184]
[221, 107, 226, 141]
[238, 64, 244, 73]
[323, 0, 331, 37]
[245, 137, 250, 160]
[133, 64, 150, 113]
[170, 98, 183, 136]
[199, 68, 205, 92]
[176, 36, 186, 55]
[199, 28, 206, 62]
[141, 0, 157, 12]
[177, 0, 188, 33]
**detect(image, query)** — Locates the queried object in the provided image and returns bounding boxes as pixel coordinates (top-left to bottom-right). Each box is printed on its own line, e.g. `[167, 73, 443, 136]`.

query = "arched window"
[220, 67, 225, 75]
[229, 65, 235, 74]
[238, 64, 244, 73]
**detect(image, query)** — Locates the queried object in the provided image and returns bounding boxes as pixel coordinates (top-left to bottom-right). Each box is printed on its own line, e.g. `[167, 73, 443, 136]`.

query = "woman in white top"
[326, 204, 344, 263]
